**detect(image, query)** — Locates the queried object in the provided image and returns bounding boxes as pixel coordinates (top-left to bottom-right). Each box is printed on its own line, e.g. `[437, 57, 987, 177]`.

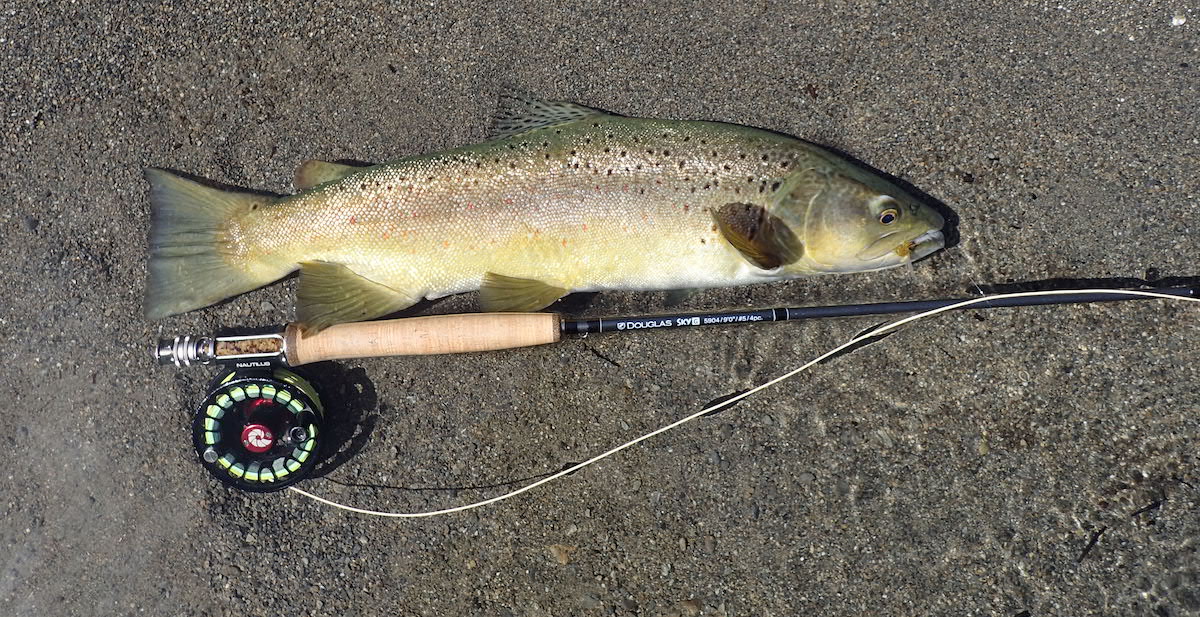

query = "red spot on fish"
[466, 202, 475, 210]
[683, 204, 690, 212]
[349, 216, 356, 224]
[382, 232, 390, 239]
[505, 198, 514, 205]
[561, 239, 567, 247]
[443, 241, 450, 248]
[594, 185, 601, 191]
[582, 224, 588, 231]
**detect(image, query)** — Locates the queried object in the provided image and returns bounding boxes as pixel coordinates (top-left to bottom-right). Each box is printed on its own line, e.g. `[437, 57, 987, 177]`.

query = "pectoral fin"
[295, 261, 417, 334]
[713, 202, 804, 270]
[479, 272, 568, 312]
[294, 160, 369, 191]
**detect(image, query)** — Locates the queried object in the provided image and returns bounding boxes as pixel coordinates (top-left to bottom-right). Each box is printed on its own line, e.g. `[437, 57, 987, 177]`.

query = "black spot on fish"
[771, 181, 781, 191]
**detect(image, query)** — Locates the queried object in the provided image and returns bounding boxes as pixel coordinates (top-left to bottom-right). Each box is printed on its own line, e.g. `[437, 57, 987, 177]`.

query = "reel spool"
[192, 367, 324, 492]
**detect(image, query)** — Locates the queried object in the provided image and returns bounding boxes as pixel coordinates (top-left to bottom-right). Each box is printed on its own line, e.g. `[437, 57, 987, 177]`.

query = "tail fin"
[143, 168, 280, 320]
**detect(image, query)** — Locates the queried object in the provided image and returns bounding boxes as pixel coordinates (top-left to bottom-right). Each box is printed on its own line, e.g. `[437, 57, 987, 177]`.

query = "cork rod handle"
[284, 313, 562, 366]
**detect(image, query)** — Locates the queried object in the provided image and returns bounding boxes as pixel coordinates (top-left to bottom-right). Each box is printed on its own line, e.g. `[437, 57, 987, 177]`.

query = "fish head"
[775, 166, 945, 274]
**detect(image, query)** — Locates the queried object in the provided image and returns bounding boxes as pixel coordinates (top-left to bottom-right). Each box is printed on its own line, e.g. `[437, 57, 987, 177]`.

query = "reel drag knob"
[192, 368, 325, 492]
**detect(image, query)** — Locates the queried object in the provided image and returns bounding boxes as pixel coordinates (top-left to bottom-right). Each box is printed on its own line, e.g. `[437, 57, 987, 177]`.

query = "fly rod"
[152, 284, 1198, 495]
[157, 285, 1198, 369]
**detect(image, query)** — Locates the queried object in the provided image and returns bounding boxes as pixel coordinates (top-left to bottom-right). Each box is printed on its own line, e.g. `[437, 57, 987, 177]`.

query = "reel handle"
[283, 312, 562, 366]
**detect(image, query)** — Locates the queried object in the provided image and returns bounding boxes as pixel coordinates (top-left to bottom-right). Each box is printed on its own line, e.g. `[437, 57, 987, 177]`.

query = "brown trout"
[145, 97, 945, 332]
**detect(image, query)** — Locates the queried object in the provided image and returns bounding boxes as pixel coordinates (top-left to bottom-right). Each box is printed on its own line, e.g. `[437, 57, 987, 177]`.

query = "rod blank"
[561, 286, 1198, 335]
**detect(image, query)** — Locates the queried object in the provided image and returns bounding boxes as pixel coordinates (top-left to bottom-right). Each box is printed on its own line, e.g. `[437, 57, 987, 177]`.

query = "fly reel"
[191, 367, 324, 492]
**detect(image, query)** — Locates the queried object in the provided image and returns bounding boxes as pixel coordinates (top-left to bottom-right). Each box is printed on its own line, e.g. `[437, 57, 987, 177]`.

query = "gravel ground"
[3, 2, 1198, 616]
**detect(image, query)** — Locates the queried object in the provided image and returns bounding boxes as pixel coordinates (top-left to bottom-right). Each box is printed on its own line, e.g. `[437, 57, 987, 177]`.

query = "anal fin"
[296, 261, 417, 334]
[295, 160, 370, 191]
[479, 272, 568, 312]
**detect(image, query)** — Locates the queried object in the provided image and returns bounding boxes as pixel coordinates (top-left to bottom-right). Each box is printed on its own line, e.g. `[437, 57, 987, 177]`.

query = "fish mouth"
[856, 228, 945, 262]
[901, 229, 945, 261]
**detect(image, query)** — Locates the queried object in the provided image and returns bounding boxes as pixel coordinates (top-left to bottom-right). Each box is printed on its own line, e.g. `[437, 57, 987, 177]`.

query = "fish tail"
[143, 168, 283, 320]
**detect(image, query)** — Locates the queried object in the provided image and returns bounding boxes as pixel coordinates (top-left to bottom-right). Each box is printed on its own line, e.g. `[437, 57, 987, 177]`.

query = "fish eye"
[879, 209, 899, 225]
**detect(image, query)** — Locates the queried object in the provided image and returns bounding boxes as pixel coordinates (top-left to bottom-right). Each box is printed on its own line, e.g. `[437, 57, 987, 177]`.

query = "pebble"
[259, 299, 276, 312]
[578, 591, 601, 609]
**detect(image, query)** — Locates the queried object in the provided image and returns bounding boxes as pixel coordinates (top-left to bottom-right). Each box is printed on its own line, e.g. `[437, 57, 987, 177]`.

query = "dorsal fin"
[294, 160, 369, 191]
[491, 95, 609, 139]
